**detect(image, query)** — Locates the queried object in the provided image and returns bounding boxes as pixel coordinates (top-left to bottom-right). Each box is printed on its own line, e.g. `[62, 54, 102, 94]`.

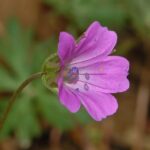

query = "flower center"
[64, 67, 79, 84]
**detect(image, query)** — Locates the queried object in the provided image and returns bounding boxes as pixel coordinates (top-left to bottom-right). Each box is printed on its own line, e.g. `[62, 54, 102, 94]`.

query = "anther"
[85, 73, 90, 80]
[84, 83, 89, 91]
[65, 67, 79, 84]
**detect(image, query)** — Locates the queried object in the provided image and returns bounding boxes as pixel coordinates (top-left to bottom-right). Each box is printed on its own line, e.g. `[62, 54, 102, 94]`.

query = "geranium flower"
[57, 21, 129, 121]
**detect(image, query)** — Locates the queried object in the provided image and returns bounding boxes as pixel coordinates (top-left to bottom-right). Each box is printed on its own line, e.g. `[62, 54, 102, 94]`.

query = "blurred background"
[0, 0, 150, 150]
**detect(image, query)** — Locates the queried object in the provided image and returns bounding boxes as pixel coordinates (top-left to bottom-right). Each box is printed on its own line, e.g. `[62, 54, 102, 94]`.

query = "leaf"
[36, 86, 76, 130]
[31, 37, 57, 73]
[0, 95, 41, 141]
[0, 19, 33, 78]
[0, 67, 19, 91]
[44, 0, 127, 30]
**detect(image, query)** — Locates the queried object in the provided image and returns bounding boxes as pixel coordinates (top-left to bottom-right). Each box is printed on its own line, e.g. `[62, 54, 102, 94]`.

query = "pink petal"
[75, 21, 100, 53]
[65, 76, 129, 94]
[78, 56, 129, 93]
[67, 56, 129, 93]
[58, 78, 81, 113]
[80, 75, 129, 93]
[70, 21, 117, 64]
[58, 32, 76, 65]
[78, 92, 118, 121]
[79, 56, 129, 75]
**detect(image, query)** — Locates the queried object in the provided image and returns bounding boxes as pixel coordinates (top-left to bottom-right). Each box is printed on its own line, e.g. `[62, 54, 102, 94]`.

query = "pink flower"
[57, 21, 129, 121]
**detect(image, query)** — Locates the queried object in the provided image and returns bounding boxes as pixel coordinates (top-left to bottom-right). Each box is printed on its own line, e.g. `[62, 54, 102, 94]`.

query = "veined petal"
[65, 76, 129, 94]
[70, 21, 117, 64]
[78, 92, 118, 121]
[80, 75, 129, 93]
[79, 56, 129, 75]
[69, 54, 129, 69]
[67, 56, 129, 93]
[58, 78, 81, 113]
[75, 21, 100, 53]
[58, 32, 76, 65]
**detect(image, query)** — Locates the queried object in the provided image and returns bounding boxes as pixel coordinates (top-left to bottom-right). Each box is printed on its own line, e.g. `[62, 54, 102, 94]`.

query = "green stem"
[0, 72, 45, 130]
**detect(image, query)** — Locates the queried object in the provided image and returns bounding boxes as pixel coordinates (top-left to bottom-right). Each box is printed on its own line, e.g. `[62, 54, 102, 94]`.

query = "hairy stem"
[0, 72, 45, 130]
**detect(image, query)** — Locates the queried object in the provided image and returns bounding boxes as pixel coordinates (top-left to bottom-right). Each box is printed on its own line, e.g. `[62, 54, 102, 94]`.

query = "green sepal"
[42, 53, 60, 93]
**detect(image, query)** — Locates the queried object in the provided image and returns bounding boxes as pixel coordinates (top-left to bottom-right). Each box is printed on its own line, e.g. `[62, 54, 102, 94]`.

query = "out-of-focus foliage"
[126, 0, 150, 41]
[44, 0, 150, 48]
[0, 20, 91, 143]
[44, 0, 127, 30]
[0, 0, 150, 147]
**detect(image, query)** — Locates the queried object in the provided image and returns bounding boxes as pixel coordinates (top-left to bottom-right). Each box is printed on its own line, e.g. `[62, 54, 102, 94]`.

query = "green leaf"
[36, 87, 76, 130]
[0, 67, 19, 91]
[0, 19, 33, 78]
[0, 95, 41, 140]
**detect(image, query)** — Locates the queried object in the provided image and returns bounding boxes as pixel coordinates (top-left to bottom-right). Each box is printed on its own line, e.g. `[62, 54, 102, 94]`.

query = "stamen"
[75, 88, 80, 92]
[85, 73, 90, 80]
[65, 67, 79, 84]
[84, 83, 89, 91]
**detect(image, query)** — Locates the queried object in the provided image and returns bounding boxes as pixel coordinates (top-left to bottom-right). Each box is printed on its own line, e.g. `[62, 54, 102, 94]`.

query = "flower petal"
[70, 21, 117, 64]
[78, 92, 118, 121]
[67, 56, 129, 93]
[58, 32, 76, 65]
[58, 78, 81, 113]
[79, 56, 129, 75]
[78, 56, 129, 93]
